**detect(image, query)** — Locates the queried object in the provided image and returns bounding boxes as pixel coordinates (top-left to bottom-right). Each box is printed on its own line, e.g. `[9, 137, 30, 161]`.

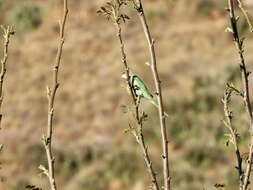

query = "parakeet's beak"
[121, 73, 127, 79]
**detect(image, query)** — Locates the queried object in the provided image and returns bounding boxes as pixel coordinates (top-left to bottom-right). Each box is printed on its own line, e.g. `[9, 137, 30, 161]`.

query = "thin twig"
[114, 12, 160, 190]
[0, 26, 14, 128]
[98, 2, 160, 189]
[228, 0, 253, 120]
[227, 0, 253, 189]
[135, 98, 160, 190]
[243, 142, 253, 190]
[222, 85, 243, 189]
[43, 1, 68, 190]
[115, 23, 136, 104]
[236, 0, 253, 32]
[133, 0, 171, 189]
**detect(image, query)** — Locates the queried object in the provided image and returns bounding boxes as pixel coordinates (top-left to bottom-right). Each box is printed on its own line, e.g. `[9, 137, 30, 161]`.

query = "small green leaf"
[225, 27, 233, 33]
[38, 164, 48, 176]
[145, 61, 150, 66]
[41, 135, 47, 145]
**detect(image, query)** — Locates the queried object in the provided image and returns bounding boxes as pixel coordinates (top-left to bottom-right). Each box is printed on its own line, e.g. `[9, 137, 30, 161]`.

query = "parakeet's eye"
[133, 85, 139, 90]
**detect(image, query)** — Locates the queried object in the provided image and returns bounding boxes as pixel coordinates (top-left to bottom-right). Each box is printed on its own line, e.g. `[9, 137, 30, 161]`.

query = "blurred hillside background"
[0, 0, 253, 189]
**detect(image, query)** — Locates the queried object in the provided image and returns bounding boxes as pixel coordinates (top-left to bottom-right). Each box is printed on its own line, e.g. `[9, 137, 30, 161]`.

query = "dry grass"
[0, 0, 253, 190]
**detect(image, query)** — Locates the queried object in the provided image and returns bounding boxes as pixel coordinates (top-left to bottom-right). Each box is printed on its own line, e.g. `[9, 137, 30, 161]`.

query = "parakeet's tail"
[150, 98, 158, 107]
[150, 98, 169, 117]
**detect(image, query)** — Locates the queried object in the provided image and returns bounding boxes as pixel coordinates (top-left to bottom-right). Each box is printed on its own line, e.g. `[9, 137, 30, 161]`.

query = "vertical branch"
[115, 23, 136, 104]
[133, 0, 171, 189]
[135, 99, 160, 190]
[222, 85, 243, 189]
[115, 14, 160, 190]
[0, 26, 14, 156]
[236, 0, 253, 32]
[98, 2, 160, 189]
[227, 0, 253, 189]
[138, 131, 159, 190]
[243, 144, 253, 190]
[43, 1, 68, 190]
[228, 0, 253, 121]
[0, 26, 14, 127]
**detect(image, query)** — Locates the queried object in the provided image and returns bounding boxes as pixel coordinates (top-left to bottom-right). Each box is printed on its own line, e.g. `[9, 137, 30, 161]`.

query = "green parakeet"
[122, 71, 168, 117]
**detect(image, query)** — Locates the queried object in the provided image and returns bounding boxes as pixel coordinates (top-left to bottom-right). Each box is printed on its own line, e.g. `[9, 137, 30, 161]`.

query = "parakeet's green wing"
[132, 75, 158, 106]
[127, 71, 168, 117]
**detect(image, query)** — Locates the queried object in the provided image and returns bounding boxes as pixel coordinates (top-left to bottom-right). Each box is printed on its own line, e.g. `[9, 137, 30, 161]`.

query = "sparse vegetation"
[8, 3, 44, 33]
[0, 25, 14, 186]
[1, 0, 253, 190]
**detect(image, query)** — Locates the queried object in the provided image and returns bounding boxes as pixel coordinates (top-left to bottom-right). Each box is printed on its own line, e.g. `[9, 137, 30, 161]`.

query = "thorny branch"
[132, 0, 171, 189]
[0, 26, 14, 128]
[227, 0, 253, 189]
[42, 1, 68, 190]
[98, 2, 160, 190]
[222, 84, 243, 189]
[236, 0, 253, 32]
[130, 98, 160, 190]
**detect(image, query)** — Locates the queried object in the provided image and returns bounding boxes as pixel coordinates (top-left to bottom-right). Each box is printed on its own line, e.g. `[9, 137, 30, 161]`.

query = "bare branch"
[115, 23, 136, 104]
[99, 2, 160, 189]
[236, 0, 253, 32]
[222, 84, 243, 189]
[134, 99, 160, 190]
[0, 26, 14, 128]
[227, 0, 253, 189]
[43, 1, 68, 190]
[115, 11, 160, 190]
[132, 0, 171, 189]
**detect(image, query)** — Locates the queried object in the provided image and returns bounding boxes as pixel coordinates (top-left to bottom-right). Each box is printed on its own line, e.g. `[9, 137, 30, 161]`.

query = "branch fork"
[225, 1, 253, 189]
